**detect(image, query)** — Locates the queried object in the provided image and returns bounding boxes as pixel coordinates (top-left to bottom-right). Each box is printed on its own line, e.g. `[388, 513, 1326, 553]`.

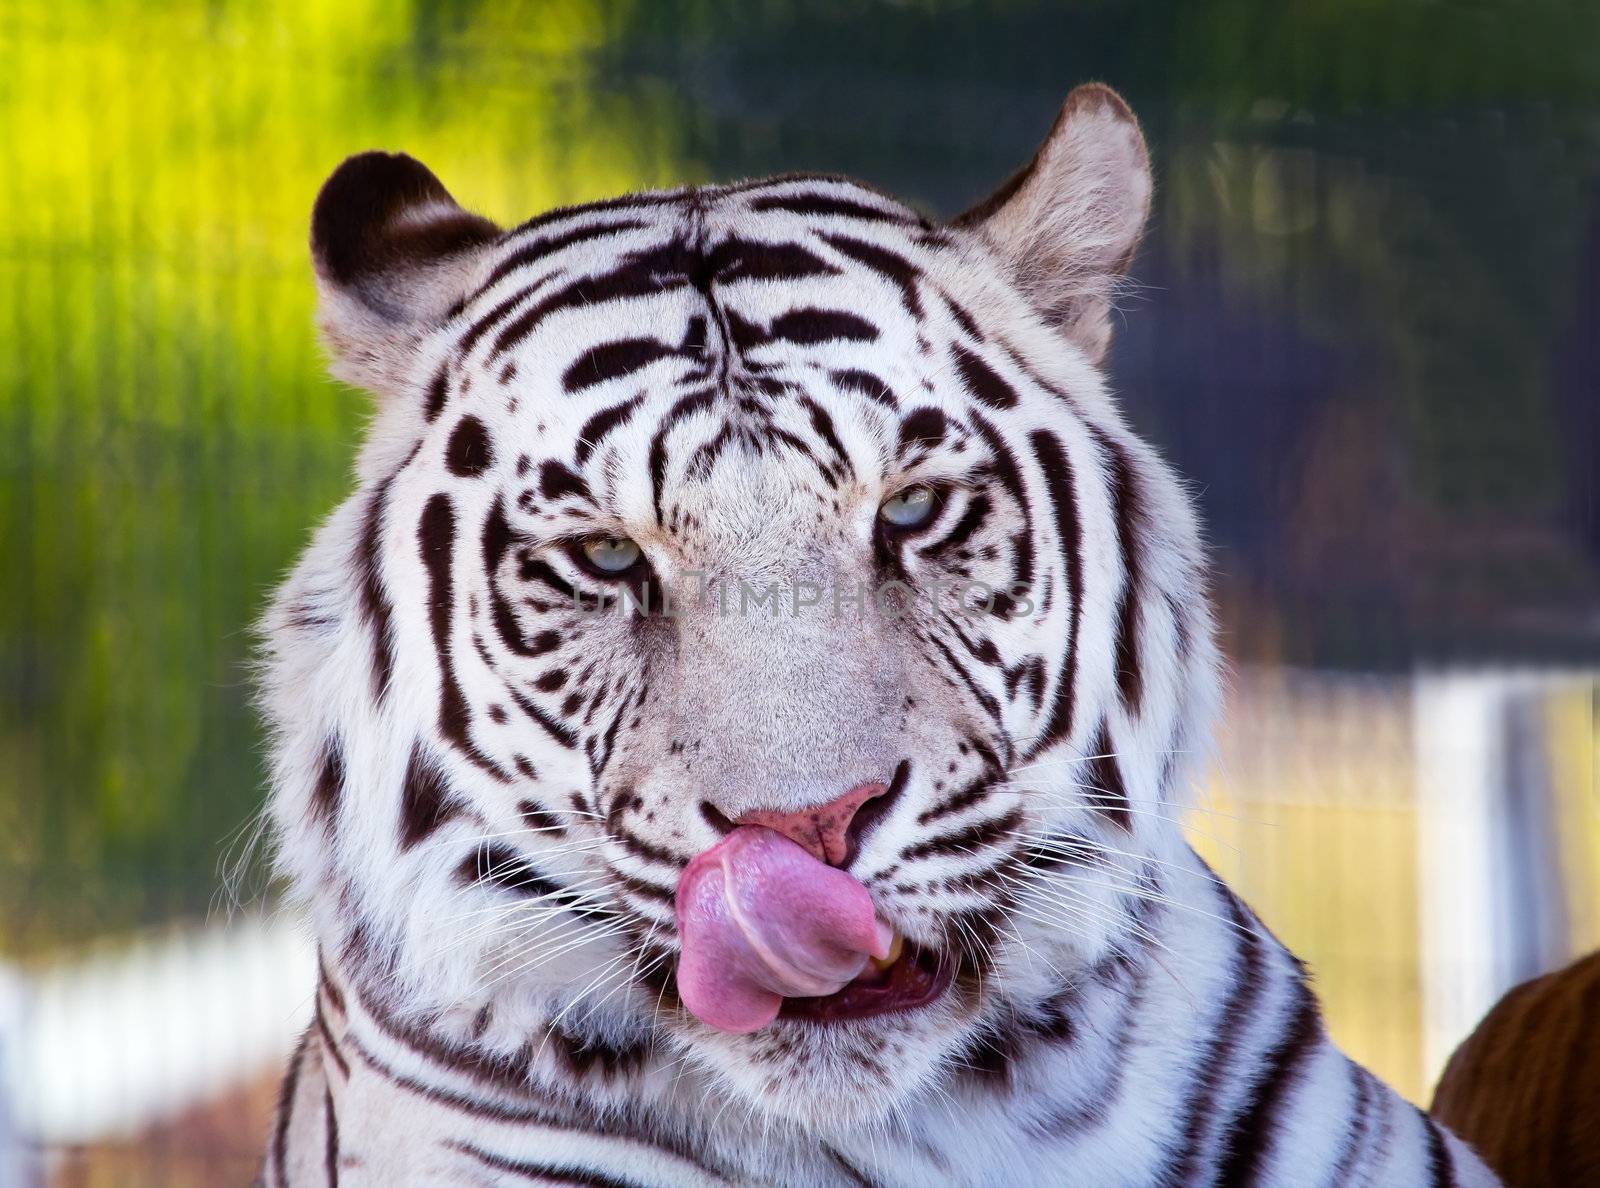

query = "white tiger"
[256, 83, 1498, 1186]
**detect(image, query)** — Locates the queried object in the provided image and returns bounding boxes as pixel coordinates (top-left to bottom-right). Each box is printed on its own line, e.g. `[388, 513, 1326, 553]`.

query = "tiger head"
[262, 84, 1218, 1136]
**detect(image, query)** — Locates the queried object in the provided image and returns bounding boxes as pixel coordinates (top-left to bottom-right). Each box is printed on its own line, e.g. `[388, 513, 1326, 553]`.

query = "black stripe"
[922, 493, 991, 558]
[898, 407, 947, 454]
[445, 415, 493, 478]
[459, 283, 539, 357]
[446, 1140, 648, 1188]
[346, 1029, 717, 1174]
[483, 497, 543, 659]
[839, 758, 908, 869]
[313, 1001, 349, 1079]
[685, 422, 736, 482]
[1030, 969, 1144, 1138]
[423, 366, 449, 422]
[1101, 433, 1145, 714]
[820, 232, 924, 318]
[647, 388, 717, 524]
[945, 616, 1002, 669]
[941, 291, 983, 341]
[1159, 888, 1267, 1188]
[707, 235, 840, 283]
[271, 1028, 310, 1188]
[505, 681, 581, 750]
[799, 396, 855, 477]
[517, 556, 580, 602]
[505, 190, 679, 239]
[420, 494, 510, 781]
[612, 826, 688, 872]
[1082, 722, 1131, 831]
[483, 540, 589, 748]
[586, 685, 633, 779]
[1368, 1068, 1397, 1172]
[519, 798, 565, 835]
[768, 422, 844, 489]
[831, 368, 897, 408]
[916, 775, 995, 826]
[725, 308, 771, 351]
[343, 1028, 553, 1121]
[481, 218, 650, 290]
[972, 412, 1034, 593]
[575, 393, 646, 465]
[748, 190, 911, 223]
[399, 742, 466, 850]
[1326, 1063, 1373, 1187]
[611, 868, 674, 906]
[926, 628, 1003, 724]
[356, 451, 414, 704]
[545, 1020, 656, 1082]
[821, 1145, 881, 1188]
[310, 737, 343, 826]
[1027, 430, 1082, 754]
[952, 343, 1018, 410]
[454, 844, 605, 918]
[769, 307, 878, 345]
[493, 239, 694, 358]
[1422, 1113, 1457, 1188]
[1213, 976, 1323, 1186]
[323, 1085, 339, 1187]
[539, 460, 591, 503]
[900, 806, 1021, 862]
[317, 958, 346, 1016]
[1017, 831, 1101, 873]
[562, 337, 676, 393]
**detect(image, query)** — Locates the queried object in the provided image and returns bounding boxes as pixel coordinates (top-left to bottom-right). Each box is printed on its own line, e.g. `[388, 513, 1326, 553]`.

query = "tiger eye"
[580, 535, 642, 574]
[879, 485, 937, 529]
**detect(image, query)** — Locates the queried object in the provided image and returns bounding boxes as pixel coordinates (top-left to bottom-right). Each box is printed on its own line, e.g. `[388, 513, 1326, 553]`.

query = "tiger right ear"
[955, 84, 1151, 363]
[310, 152, 501, 397]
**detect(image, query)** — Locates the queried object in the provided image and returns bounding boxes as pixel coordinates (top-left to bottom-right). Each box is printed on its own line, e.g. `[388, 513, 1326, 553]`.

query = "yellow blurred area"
[1, 0, 687, 436]
[1191, 670, 1600, 1104]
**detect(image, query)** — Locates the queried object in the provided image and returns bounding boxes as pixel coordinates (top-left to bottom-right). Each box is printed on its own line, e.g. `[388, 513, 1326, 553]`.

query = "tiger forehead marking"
[437, 190, 999, 531]
[393, 184, 1096, 828]
[259, 86, 1499, 1187]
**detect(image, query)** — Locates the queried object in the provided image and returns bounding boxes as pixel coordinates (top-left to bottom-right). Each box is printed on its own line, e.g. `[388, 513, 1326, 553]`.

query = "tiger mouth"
[777, 941, 954, 1024]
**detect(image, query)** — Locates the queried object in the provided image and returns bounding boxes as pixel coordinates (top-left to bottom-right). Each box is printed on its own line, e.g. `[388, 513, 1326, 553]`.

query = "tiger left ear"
[310, 151, 502, 398]
[955, 84, 1151, 363]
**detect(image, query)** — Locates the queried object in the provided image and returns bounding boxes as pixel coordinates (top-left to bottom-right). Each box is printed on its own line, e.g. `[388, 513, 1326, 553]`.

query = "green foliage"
[0, 0, 688, 952]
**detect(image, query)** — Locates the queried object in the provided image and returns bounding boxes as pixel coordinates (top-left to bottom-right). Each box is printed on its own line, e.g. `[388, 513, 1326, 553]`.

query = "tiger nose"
[733, 782, 889, 868]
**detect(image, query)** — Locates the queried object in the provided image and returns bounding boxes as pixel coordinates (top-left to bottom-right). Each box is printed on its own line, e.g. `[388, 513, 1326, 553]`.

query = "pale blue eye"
[879, 485, 937, 529]
[580, 536, 642, 574]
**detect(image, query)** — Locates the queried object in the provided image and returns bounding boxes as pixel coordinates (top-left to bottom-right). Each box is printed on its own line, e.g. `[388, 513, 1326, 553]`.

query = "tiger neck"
[297, 855, 1317, 1185]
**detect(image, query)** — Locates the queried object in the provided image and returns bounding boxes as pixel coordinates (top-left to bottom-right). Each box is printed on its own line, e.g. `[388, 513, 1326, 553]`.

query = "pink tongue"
[675, 826, 893, 1033]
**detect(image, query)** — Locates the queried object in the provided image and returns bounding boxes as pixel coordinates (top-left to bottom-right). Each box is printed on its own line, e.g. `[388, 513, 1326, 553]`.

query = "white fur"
[257, 91, 1497, 1186]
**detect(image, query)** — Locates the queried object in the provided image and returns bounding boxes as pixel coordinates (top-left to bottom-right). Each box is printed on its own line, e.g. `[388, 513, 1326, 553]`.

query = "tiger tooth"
[870, 929, 905, 972]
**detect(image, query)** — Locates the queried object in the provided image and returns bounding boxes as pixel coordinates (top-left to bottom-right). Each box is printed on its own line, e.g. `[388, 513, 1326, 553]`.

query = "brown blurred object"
[1431, 951, 1600, 1187]
[47, 1072, 276, 1188]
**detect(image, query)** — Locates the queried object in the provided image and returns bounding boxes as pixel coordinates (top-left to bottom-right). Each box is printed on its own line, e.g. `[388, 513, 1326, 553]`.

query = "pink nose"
[736, 782, 888, 868]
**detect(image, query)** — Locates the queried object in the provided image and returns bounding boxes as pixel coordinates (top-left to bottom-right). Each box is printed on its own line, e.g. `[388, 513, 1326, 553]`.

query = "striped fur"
[257, 86, 1497, 1184]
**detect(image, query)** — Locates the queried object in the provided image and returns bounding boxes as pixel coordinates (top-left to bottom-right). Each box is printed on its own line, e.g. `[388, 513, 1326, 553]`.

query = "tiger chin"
[256, 85, 1500, 1186]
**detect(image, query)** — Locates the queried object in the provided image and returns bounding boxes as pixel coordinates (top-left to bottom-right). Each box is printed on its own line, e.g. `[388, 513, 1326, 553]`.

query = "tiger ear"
[955, 83, 1151, 363]
[310, 151, 501, 396]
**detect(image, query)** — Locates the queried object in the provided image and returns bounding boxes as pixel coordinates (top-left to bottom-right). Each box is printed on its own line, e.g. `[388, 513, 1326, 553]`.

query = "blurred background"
[1, 0, 1596, 1182]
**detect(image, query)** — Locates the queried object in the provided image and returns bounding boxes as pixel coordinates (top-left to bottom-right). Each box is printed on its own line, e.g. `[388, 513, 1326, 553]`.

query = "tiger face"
[263, 84, 1217, 1136]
